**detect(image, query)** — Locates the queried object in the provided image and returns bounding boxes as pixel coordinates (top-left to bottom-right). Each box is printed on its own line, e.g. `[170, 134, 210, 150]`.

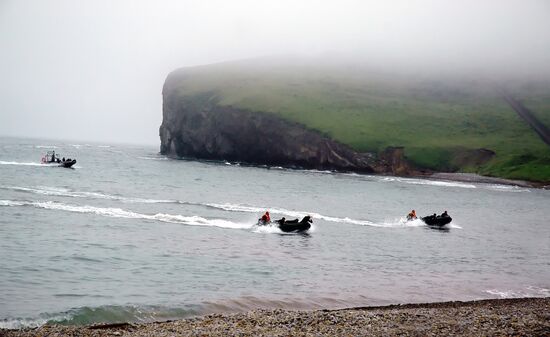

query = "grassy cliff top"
[166, 59, 550, 182]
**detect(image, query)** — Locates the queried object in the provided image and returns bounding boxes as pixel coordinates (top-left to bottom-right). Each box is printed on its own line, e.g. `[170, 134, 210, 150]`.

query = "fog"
[1, 0, 549, 144]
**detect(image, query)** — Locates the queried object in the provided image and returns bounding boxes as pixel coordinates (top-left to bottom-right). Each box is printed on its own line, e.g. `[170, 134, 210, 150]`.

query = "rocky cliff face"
[160, 70, 414, 174]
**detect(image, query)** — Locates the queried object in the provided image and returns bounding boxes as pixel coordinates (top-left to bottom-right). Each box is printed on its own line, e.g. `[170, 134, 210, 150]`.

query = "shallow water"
[1, 137, 549, 328]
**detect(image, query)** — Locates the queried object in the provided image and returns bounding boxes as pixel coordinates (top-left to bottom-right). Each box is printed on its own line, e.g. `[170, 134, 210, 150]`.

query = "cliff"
[160, 71, 412, 174]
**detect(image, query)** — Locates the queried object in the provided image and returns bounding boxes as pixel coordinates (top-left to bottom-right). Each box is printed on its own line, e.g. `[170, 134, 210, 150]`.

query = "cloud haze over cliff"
[0, 0, 549, 144]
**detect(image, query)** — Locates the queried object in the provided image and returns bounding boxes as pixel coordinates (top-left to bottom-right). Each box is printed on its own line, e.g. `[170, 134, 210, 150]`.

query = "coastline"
[424, 172, 549, 189]
[3, 297, 549, 336]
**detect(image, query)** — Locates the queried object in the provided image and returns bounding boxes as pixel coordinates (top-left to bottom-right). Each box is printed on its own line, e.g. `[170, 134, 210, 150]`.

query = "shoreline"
[425, 172, 549, 189]
[164, 155, 549, 189]
[3, 297, 549, 336]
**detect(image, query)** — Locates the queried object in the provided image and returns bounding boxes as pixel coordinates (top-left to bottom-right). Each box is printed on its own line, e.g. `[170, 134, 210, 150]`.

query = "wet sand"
[3, 297, 549, 337]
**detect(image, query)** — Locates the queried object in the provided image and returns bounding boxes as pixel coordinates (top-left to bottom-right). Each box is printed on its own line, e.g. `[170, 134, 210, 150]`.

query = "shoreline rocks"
[3, 297, 549, 336]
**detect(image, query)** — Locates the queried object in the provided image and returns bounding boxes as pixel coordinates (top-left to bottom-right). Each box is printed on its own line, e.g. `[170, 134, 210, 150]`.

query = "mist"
[1, 0, 549, 144]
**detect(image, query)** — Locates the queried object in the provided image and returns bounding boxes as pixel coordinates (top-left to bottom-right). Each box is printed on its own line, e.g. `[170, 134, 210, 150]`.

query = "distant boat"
[41, 151, 77, 168]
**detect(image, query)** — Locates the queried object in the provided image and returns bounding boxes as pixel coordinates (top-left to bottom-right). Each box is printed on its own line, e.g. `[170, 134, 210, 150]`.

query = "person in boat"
[62, 157, 65, 162]
[259, 211, 271, 225]
[441, 210, 449, 217]
[407, 210, 417, 220]
[51, 151, 56, 163]
[277, 217, 286, 225]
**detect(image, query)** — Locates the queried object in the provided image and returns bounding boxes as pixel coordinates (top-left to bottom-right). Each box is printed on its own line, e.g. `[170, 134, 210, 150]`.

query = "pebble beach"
[2, 297, 549, 337]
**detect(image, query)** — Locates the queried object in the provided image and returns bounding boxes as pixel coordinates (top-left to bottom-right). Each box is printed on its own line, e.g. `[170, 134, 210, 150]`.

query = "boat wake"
[0, 200, 251, 229]
[0, 161, 47, 167]
[205, 203, 379, 227]
[1, 185, 462, 229]
[0, 185, 178, 204]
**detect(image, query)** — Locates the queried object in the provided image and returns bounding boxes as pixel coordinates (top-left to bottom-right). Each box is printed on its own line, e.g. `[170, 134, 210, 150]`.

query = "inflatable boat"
[421, 214, 452, 227]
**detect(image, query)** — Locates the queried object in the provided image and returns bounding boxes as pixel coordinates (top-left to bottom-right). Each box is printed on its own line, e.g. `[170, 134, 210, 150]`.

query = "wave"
[137, 156, 169, 161]
[0, 294, 374, 328]
[0, 305, 197, 329]
[35, 145, 58, 149]
[485, 285, 549, 299]
[380, 177, 477, 189]
[485, 184, 531, 193]
[0, 200, 251, 229]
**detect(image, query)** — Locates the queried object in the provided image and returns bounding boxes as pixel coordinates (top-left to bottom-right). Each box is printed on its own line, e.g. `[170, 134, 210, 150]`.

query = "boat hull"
[59, 159, 76, 168]
[421, 215, 452, 227]
[277, 216, 312, 233]
[278, 222, 311, 233]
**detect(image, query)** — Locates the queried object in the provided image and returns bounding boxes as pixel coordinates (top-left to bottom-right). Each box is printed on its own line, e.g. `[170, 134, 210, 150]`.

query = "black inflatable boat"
[421, 214, 452, 227]
[59, 159, 77, 168]
[277, 216, 312, 233]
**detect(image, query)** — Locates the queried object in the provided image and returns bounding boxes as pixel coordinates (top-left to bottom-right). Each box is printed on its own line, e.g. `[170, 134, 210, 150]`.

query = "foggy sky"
[1, 0, 549, 145]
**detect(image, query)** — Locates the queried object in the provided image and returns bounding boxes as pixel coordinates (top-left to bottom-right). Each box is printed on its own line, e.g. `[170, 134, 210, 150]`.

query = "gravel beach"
[2, 297, 549, 337]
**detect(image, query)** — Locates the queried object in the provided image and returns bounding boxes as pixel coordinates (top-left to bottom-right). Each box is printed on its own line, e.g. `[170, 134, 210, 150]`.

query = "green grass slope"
[169, 60, 550, 182]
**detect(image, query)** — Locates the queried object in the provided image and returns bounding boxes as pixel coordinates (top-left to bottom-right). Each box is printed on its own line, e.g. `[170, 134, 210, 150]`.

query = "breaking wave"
[380, 177, 477, 189]
[485, 286, 550, 299]
[137, 156, 169, 161]
[0, 305, 197, 329]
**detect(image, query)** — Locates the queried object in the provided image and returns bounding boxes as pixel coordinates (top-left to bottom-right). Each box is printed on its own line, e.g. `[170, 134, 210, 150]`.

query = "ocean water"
[1, 136, 549, 328]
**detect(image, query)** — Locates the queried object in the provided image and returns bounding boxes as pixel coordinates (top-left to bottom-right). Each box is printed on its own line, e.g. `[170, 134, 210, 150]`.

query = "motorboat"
[41, 151, 77, 168]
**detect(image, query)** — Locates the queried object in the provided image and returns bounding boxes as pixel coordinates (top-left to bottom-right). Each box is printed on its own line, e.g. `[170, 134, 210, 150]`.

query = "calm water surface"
[1, 137, 549, 327]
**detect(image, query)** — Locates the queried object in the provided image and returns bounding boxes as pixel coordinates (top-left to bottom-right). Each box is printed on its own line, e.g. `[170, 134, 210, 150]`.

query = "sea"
[1, 136, 549, 328]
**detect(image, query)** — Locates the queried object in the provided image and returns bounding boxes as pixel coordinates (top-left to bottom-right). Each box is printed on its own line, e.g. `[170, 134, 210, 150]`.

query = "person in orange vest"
[407, 209, 417, 220]
[260, 211, 271, 224]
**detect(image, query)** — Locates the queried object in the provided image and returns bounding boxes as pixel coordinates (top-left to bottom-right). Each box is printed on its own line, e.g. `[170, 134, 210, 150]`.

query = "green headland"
[167, 59, 550, 182]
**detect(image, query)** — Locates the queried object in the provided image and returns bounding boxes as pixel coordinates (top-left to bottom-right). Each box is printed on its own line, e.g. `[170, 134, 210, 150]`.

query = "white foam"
[0, 200, 25, 207]
[252, 224, 285, 234]
[3, 186, 457, 229]
[379, 217, 427, 228]
[381, 176, 477, 189]
[3, 199, 251, 229]
[0, 317, 49, 329]
[137, 156, 169, 161]
[206, 203, 379, 227]
[1, 185, 175, 204]
[0, 161, 45, 167]
[252, 223, 317, 234]
[35, 145, 58, 149]
[485, 286, 550, 299]
[485, 184, 530, 193]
